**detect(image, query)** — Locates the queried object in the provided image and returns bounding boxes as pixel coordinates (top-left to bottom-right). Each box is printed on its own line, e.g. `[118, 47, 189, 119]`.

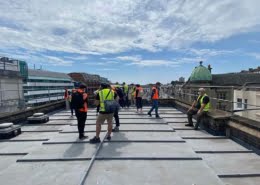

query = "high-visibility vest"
[131, 87, 136, 96]
[152, 87, 159, 100]
[78, 89, 88, 113]
[99, 89, 115, 112]
[135, 87, 143, 98]
[198, 94, 211, 112]
[123, 85, 129, 95]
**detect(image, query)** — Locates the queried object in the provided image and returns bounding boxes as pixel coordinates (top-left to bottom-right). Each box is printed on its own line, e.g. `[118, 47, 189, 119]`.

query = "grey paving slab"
[160, 114, 187, 118]
[185, 139, 250, 152]
[0, 142, 43, 154]
[114, 118, 166, 124]
[52, 114, 154, 118]
[21, 125, 65, 132]
[50, 115, 166, 120]
[168, 123, 191, 129]
[164, 118, 196, 123]
[10, 132, 58, 140]
[46, 120, 74, 125]
[61, 125, 107, 132]
[175, 130, 211, 137]
[62, 124, 172, 132]
[44, 132, 106, 143]
[0, 161, 89, 185]
[98, 142, 198, 158]
[0, 156, 24, 172]
[84, 160, 224, 185]
[110, 132, 183, 141]
[22, 143, 98, 160]
[199, 153, 260, 175]
[221, 177, 260, 185]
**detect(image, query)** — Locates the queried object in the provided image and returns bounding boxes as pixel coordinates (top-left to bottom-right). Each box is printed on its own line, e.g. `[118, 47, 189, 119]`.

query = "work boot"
[79, 135, 88, 140]
[106, 135, 111, 141]
[89, 136, 101, 144]
[112, 126, 119, 132]
[185, 123, 193, 127]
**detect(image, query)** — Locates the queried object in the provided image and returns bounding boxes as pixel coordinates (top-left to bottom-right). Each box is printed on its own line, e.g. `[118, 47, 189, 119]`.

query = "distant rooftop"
[212, 73, 260, 86]
[28, 69, 72, 80]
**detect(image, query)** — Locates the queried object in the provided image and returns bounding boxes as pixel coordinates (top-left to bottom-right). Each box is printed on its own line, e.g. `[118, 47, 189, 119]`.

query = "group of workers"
[65, 83, 211, 142]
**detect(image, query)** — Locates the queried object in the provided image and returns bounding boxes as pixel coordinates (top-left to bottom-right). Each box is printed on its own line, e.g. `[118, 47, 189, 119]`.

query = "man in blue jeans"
[148, 82, 160, 118]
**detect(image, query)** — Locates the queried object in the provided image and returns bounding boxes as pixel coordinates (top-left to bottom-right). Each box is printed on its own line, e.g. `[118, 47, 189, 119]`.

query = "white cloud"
[0, 0, 260, 57]
[248, 52, 260, 60]
[116, 55, 180, 67]
[97, 68, 118, 71]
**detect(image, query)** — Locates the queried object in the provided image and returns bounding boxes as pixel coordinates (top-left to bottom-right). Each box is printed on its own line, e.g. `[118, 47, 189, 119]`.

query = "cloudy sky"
[0, 0, 260, 84]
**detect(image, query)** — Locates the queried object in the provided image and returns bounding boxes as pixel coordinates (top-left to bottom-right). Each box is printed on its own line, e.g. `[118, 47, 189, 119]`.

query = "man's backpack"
[71, 92, 84, 109]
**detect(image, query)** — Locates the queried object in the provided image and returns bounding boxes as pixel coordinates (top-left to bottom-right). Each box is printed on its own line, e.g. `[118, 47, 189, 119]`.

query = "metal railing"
[0, 59, 19, 71]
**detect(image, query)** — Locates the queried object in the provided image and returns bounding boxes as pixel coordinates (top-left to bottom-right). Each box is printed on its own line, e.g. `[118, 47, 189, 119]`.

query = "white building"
[0, 58, 25, 114]
[233, 86, 260, 121]
[23, 69, 74, 106]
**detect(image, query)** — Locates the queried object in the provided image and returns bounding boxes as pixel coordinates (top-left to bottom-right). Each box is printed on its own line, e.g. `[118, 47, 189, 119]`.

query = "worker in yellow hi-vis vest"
[186, 88, 211, 130]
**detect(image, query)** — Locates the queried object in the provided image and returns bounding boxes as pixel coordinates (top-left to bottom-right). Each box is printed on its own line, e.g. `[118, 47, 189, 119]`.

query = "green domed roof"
[190, 62, 212, 82]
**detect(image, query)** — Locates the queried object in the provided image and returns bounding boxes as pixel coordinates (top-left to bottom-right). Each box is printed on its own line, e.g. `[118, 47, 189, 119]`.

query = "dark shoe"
[185, 124, 193, 127]
[147, 112, 152, 117]
[79, 135, 88, 140]
[156, 115, 161, 118]
[106, 135, 111, 141]
[90, 136, 101, 143]
[112, 126, 119, 132]
[194, 127, 199, 130]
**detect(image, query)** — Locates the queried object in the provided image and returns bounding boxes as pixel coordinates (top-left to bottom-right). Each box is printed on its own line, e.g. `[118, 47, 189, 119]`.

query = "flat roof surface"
[0, 107, 259, 185]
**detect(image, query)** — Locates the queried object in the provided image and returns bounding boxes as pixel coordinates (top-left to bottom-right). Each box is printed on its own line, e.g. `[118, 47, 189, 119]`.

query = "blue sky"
[0, 0, 260, 84]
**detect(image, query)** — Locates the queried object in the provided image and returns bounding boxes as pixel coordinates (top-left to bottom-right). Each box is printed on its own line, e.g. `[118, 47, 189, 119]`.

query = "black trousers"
[187, 109, 208, 129]
[136, 97, 143, 109]
[119, 98, 125, 108]
[125, 96, 129, 108]
[75, 111, 87, 137]
[114, 110, 120, 127]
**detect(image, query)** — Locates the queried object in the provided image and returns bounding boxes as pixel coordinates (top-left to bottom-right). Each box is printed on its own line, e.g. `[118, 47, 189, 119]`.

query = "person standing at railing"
[186, 88, 211, 130]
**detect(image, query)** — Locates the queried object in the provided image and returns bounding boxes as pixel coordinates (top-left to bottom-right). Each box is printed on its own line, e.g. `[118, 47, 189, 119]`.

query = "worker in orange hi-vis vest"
[147, 82, 161, 118]
[72, 84, 89, 140]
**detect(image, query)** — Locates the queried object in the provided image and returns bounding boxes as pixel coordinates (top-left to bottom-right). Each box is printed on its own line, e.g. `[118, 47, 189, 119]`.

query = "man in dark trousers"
[72, 84, 88, 140]
[112, 86, 120, 132]
[186, 88, 211, 130]
[148, 82, 161, 118]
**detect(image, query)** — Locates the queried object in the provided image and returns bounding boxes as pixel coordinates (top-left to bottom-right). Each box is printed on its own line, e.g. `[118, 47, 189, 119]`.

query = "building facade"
[0, 57, 26, 113]
[234, 86, 260, 121]
[23, 69, 73, 106]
